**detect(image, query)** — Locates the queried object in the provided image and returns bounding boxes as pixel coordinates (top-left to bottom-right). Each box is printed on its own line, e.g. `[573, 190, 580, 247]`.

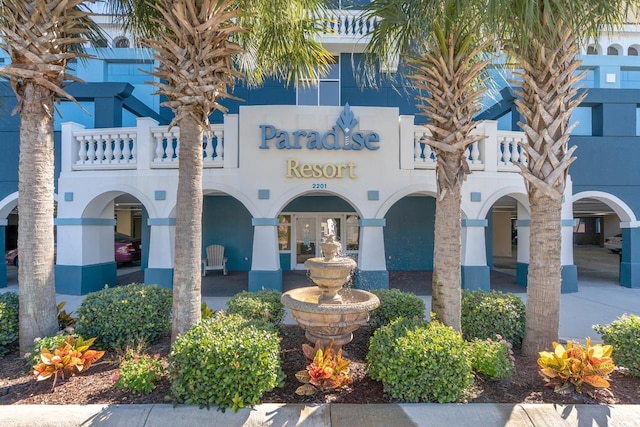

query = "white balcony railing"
[69, 121, 225, 171]
[63, 117, 526, 175]
[412, 123, 527, 172]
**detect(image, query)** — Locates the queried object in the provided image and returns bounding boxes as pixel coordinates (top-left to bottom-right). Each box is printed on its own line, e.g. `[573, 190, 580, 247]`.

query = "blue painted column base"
[461, 265, 490, 291]
[561, 265, 578, 293]
[516, 263, 528, 287]
[513, 262, 578, 293]
[355, 270, 389, 290]
[0, 262, 6, 288]
[144, 268, 174, 289]
[249, 269, 282, 292]
[55, 263, 117, 295]
[620, 262, 640, 288]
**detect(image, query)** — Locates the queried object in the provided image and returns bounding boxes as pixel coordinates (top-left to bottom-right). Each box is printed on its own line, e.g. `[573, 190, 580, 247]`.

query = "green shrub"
[468, 336, 514, 379]
[169, 312, 284, 412]
[367, 317, 474, 403]
[29, 332, 79, 366]
[227, 290, 285, 328]
[75, 284, 172, 350]
[461, 290, 525, 346]
[0, 292, 19, 357]
[368, 288, 426, 329]
[114, 349, 167, 395]
[594, 314, 640, 377]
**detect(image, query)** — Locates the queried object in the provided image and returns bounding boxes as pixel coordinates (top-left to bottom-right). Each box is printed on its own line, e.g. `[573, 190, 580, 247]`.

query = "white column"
[399, 115, 415, 170]
[60, 122, 85, 175]
[136, 117, 159, 171]
[481, 120, 498, 172]
[251, 223, 280, 270]
[461, 220, 487, 266]
[223, 114, 239, 169]
[357, 219, 386, 270]
[516, 201, 531, 265]
[146, 219, 175, 269]
[561, 177, 575, 266]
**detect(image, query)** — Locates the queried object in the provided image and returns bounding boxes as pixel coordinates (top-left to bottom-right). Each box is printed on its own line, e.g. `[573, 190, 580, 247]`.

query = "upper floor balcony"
[60, 116, 525, 176]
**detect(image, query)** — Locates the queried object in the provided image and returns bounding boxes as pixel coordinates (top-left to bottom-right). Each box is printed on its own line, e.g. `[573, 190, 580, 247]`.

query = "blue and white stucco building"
[1, 3, 639, 294]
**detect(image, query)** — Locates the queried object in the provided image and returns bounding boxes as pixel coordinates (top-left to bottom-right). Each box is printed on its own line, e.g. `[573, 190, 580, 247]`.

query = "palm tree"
[0, 0, 104, 354]
[108, 0, 333, 340]
[487, 1, 634, 356]
[361, 0, 494, 330]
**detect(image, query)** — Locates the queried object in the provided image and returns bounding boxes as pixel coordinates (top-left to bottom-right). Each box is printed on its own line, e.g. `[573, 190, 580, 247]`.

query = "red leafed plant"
[33, 336, 105, 389]
[537, 337, 616, 397]
[295, 340, 351, 396]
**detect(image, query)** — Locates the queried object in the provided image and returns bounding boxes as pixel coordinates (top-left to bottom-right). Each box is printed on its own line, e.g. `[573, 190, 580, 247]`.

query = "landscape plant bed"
[1, 325, 638, 406]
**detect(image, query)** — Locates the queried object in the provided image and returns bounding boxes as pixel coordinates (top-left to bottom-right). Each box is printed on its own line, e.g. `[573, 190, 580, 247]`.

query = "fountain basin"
[304, 256, 356, 304]
[281, 287, 380, 348]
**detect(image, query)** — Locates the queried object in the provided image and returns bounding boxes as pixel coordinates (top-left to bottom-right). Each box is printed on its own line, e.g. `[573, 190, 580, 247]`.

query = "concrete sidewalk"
[1, 259, 639, 426]
[1, 402, 639, 426]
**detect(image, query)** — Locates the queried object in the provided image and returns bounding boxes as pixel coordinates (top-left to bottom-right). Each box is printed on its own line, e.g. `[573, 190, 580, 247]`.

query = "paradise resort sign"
[258, 104, 381, 180]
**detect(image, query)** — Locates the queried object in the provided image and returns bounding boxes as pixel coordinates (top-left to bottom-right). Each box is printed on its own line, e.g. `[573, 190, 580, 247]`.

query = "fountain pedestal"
[280, 234, 380, 348]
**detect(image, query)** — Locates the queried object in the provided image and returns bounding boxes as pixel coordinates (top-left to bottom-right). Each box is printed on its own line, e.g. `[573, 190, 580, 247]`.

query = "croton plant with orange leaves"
[33, 336, 105, 389]
[295, 340, 351, 396]
[537, 337, 615, 396]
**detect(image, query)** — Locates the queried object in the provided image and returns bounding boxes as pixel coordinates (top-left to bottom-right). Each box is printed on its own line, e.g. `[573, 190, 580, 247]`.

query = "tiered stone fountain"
[281, 234, 380, 348]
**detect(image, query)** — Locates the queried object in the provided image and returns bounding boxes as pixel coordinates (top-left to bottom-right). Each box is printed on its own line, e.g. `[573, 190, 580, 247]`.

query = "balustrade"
[71, 124, 224, 171]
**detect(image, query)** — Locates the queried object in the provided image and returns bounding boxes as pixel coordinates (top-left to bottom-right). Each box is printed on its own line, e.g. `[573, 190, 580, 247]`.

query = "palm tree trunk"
[171, 114, 203, 341]
[522, 192, 562, 355]
[18, 82, 58, 354]
[511, 23, 583, 357]
[432, 153, 462, 331]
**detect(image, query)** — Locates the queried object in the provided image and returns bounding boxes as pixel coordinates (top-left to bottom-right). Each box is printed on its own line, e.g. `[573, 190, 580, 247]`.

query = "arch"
[376, 184, 438, 218]
[93, 38, 108, 48]
[586, 44, 601, 55]
[607, 44, 622, 56]
[477, 187, 529, 220]
[572, 191, 638, 225]
[0, 191, 60, 219]
[268, 184, 362, 219]
[198, 183, 260, 218]
[0, 192, 19, 219]
[628, 45, 640, 56]
[81, 185, 155, 219]
[113, 36, 130, 48]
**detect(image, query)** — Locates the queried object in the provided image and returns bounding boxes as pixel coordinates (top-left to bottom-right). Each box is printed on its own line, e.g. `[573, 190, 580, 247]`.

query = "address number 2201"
[312, 183, 327, 189]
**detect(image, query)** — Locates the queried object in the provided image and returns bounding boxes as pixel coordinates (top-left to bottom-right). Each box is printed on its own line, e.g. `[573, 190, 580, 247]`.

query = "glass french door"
[295, 217, 317, 268]
[292, 214, 356, 269]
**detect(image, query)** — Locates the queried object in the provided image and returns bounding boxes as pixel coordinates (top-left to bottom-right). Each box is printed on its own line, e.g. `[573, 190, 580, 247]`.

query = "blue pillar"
[620, 227, 640, 288]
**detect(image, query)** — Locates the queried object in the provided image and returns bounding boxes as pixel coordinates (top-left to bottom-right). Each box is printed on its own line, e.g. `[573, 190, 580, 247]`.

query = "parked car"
[604, 233, 622, 253]
[5, 232, 141, 267]
[114, 232, 142, 263]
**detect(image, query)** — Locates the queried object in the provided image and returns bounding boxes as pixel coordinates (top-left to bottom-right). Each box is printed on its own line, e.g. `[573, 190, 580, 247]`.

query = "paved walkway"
[1, 248, 639, 426]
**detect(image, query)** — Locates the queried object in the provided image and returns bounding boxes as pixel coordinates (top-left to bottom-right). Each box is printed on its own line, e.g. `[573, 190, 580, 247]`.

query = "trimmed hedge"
[169, 312, 283, 412]
[461, 290, 525, 346]
[368, 288, 426, 329]
[227, 290, 285, 328]
[594, 314, 640, 377]
[0, 292, 19, 357]
[75, 284, 172, 350]
[367, 317, 473, 403]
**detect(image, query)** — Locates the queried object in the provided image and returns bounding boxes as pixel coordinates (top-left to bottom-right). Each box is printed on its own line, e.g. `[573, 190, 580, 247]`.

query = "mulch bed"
[1, 325, 639, 406]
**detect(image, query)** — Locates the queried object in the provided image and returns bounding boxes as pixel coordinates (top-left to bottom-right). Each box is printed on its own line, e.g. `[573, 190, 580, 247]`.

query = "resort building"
[0, 4, 638, 294]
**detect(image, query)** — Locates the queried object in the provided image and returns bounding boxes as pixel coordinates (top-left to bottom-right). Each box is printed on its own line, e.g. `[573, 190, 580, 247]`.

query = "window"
[278, 215, 291, 251]
[114, 37, 130, 48]
[629, 47, 639, 56]
[586, 45, 598, 55]
[297, 56, 340, 106]
[607, 46, 620, 56]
